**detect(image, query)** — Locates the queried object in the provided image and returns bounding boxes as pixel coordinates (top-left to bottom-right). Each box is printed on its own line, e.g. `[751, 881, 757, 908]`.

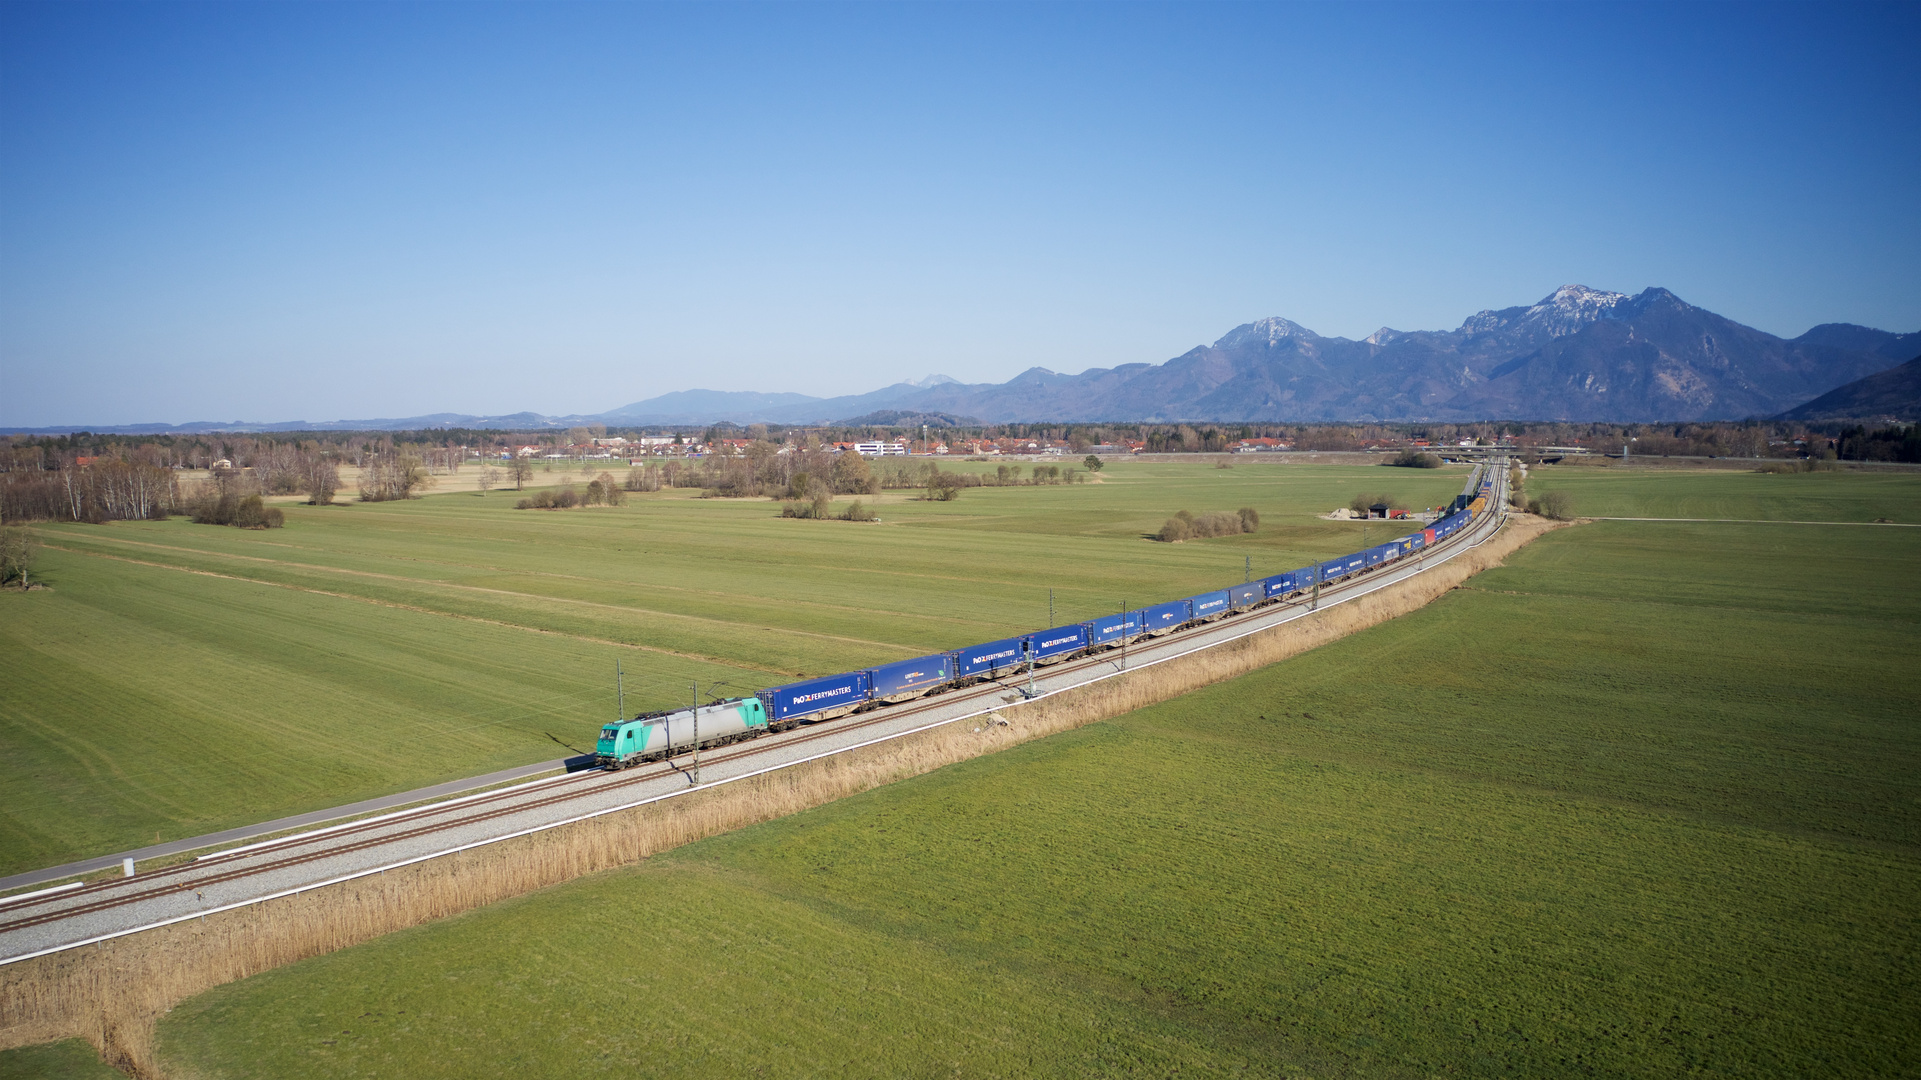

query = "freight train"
[596, 469, 1501, 769]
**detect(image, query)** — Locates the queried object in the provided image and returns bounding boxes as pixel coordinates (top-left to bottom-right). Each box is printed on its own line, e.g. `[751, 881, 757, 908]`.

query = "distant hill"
[835, 410, 982, 428]
[598, 389, 825, 426]
[1790, 324, 1921, 365]
[1776, 354, 1921, 422]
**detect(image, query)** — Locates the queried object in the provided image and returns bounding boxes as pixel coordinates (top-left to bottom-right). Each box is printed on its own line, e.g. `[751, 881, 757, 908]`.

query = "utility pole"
[1311, 565, 1321, 611]
[689, 682, 701, 785]
[616, 662, 624, 723]
[1024, 639, 1036, 699]
[1244, 555, 1250, 583]
[1120, 600, 1128, 669]
[1049, 588, 1054, 626]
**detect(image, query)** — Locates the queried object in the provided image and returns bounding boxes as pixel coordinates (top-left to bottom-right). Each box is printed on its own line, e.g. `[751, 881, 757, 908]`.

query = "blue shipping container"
[1229, 582, 1263, 609]
[764, 671, 870, 721]
[1087, 611, 1143, 646]
[1188, 590, 1231, 619]
[1259, 572, 1298, 598]
[956, 636, 1028, 678]
[1139, 600, 1192, 633]
[1323, 553, 1366, 579]
[1031, 623, 1089, 661]
[866, 653, 953, 699]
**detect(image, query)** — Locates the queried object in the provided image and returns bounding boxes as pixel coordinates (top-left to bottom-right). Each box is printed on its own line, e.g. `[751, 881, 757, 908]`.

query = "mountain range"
[14, 287, 1917, 433]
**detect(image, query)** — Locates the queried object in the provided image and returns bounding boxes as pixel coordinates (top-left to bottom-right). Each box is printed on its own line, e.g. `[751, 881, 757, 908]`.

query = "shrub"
[189, 493, 283, 529]
[1083, 455, 1104, 472]
[780, 493, 838, 519]
[925, 470, 965, 501]
[514, 485, 580, 510]
[841, 500, 876, 522]
[1156, 508, 1255, 542]
[583, 473, 626, 507]
[1528, 490, 1575, 520]
[1389, 450, 1442, 468]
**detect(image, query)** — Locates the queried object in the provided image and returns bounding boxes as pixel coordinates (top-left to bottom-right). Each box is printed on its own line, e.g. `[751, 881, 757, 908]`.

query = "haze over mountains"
[19, 287, 1918, 433]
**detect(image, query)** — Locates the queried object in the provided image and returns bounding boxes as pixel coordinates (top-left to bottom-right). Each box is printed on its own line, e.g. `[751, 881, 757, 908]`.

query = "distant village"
[494, 432, 1533, 465]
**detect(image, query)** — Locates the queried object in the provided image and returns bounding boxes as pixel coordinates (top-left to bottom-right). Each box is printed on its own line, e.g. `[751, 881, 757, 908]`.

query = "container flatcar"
[867, 653, 954, 704]
[1087, 611, 1143, 648]
[1138, 600, 1192, 636]
[763, 671, 869, 724]
[955, 636, 1029, 680]
[1030, 623, 1089, 665]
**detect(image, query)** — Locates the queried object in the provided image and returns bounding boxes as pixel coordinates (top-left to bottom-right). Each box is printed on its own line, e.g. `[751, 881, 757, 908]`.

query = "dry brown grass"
[0, 515, 1564, 1078]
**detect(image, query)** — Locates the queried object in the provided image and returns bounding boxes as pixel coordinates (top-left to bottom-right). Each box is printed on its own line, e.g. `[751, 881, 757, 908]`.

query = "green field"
[0, 460, 1468, 876]
[0, 1038, 123, 1080]
[153, 474, 1921, 1078]
[1525, 462, 1921, 521]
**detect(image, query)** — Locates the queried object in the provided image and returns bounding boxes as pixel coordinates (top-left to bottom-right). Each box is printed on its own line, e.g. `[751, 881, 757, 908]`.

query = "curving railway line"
[0, 460, 1509, 965]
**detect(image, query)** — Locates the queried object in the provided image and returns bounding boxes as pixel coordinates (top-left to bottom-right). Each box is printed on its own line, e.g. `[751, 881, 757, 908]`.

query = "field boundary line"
[0, 505, 1519, 969]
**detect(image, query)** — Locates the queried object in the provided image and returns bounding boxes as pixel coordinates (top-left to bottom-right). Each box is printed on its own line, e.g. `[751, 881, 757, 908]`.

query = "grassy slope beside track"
[0, 461, 1467, 877]
[154, 474, 1921, 1078]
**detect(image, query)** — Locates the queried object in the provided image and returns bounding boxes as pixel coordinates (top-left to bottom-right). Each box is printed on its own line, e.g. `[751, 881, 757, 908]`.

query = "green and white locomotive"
[596, 697, 770, 769]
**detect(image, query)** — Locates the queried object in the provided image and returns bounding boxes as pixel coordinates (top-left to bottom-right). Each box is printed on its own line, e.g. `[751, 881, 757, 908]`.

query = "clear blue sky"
[2, 2, 1915, 426]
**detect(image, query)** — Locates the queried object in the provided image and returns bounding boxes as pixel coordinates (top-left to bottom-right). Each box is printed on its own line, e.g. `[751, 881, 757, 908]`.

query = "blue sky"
[2, 2, 1916, 426]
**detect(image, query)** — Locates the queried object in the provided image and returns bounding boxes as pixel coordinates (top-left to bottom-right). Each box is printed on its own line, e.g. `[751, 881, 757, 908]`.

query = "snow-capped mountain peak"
[1524, 284, 1628, 336]
[910, 373, 961, 388]
[1458, 284, 1628, 338]
[1215, 317, 1314, 349]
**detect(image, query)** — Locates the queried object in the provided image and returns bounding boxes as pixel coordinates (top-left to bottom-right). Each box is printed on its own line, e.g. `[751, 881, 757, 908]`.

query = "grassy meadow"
[0, 1038, 124, 1080]
[0, 459, 1467, 876]
[152, 471, 1921, 1078]
[1523, 461, 1921, 521]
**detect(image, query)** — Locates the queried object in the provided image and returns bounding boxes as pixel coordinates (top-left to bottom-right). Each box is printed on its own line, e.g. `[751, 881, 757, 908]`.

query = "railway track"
[1, 462, 1509, 962]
